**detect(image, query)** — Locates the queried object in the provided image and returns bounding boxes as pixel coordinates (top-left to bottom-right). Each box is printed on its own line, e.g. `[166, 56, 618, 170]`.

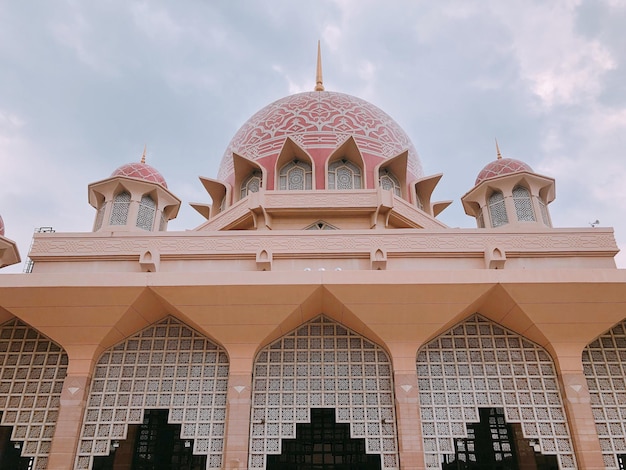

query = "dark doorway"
[266, 408, 381, 470]
[92, 409, 206, 470]
[442, 407, 559, 470]
[0, 426, 33, 470]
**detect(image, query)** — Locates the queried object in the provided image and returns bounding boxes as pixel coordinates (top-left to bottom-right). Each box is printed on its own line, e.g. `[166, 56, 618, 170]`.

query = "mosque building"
[1, 45, 626, 470]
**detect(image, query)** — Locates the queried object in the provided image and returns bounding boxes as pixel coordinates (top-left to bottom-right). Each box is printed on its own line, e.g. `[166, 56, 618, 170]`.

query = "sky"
[1, 0, 626, 272]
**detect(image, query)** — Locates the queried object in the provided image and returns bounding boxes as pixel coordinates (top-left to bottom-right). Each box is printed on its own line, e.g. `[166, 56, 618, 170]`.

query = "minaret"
[461, 141, 555, 229]
[88, 147, 181, 232]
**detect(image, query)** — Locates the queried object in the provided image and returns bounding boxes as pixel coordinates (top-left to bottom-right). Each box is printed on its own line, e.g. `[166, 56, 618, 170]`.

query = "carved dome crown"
[217, 91, 422, 182]
[111, 162, 168, 188]
[475, 158, 533, 186]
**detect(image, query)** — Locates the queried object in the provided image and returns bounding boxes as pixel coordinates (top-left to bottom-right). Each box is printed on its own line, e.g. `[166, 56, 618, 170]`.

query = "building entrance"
[92, 409, 206, 470]
[266, 408, 381, 470]
[442, 407, 558, 470]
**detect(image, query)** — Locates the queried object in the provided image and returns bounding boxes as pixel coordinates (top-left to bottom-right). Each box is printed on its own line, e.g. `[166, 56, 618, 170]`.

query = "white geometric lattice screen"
[75, 316, 229, 470]
[249, 315, 399, 469]
[0, 318, 68, 470]
[416, 314, 576, 469]
[582, 319, 626, 470]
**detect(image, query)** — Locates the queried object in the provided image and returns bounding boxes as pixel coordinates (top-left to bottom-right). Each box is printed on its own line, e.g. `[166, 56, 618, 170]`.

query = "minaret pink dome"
[475, 157, 533, 186]
[111, 161, 168, 188]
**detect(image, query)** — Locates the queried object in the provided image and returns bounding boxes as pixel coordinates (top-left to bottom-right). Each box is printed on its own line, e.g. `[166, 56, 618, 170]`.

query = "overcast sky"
[1, 0, 626, 272]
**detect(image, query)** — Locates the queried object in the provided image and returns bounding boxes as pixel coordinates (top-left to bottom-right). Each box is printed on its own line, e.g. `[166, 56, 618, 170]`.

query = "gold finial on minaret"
[495, 139, 502, 160]
[141, 144, 147, 164]
[314, 40, 324, 92]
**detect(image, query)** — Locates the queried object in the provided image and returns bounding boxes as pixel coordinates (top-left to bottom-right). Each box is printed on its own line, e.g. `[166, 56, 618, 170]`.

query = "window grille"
[94, 204, 106, 231]
[249, 315, 399, 469]
[488, 191, 508, 227]
[416, 314, 576, 469]
[582, 320, 626, 470]
[379, 170, 401, 196]
[241, 172, 262, 199]
[0, 319, 68, 470]
[75, 317, 228, 470]
[512, 186, 536, 222]
[279, 160, 312, 190]
[539, 199, 551, 227]
[328, 160, 362, 190]
[110, 192, 131, 226]
[136, 195, 156, 231]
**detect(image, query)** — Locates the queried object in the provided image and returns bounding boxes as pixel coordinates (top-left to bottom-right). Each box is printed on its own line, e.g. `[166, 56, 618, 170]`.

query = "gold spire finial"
[314, 40, 324, 92]
[141, 144, 147, 164]
[495, 139, 502, 160]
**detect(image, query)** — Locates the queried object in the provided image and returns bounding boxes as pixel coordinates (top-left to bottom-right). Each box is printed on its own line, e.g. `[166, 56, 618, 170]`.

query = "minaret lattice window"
[279, 160, 312, 190]
[110, 191, 131, 225]
[136, 195, 156, 231]
[512, 186, 535, 222]
[488, 191, 508, 227]
[328, 160, 362, 190]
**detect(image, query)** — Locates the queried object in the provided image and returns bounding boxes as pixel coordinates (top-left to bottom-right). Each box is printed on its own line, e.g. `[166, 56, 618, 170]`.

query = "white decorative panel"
[0, 319, 68, 470]
[75, 317, 228, 470]
[416, 315, 575, 469]
[583, 320, 626, 469]
[249, 315, 398, 469]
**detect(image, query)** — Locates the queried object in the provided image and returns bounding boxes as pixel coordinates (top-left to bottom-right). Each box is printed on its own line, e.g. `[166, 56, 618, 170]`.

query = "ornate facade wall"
[0, 319, 68, 470]
[249, 315, 399, 469]
[583, 319, 626, 469]
[416, 315, 576, 469]
[74, 317, 229, 470]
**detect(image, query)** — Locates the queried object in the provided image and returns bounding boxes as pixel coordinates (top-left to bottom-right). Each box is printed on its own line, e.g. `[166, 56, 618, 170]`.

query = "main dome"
[217, 91, 422, 182]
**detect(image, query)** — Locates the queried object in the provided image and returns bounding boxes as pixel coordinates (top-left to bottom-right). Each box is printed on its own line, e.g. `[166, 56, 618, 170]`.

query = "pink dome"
[218, 91, 422, 182]
[475, 158, 533, 186]
[111, 162, 168, 188]
[0, 214, 4, 237]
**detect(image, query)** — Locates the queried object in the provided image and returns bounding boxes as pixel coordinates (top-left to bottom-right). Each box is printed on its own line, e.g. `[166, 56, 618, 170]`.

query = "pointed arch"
[375, 151, 408, 198]
[233, 153, 265, 202]
[416, 314, 576, 469]
[275, 138, 315, 190]
[326, 137, 365, 189]
[512, 185, 536, 222]
[0, 318, 68, 469]
[582, 319, 626, 470]
[136, 193, 156, 230]
[488, 190, 508, 227]
[74, 316, 229, 470]
[249, 315, 399, 469]
[109, 190, 131, 225]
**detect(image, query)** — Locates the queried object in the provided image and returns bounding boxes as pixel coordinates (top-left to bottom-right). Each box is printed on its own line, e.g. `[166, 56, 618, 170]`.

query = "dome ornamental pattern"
[475, 158, 533, 186]
[111, 162, 168, 188]
[218, 91, 422, 181]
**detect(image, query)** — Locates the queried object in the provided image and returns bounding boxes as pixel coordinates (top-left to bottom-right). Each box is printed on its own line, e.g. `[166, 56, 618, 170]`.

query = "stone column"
[559, 370, 605, 469]
[47, 375, 90, 470]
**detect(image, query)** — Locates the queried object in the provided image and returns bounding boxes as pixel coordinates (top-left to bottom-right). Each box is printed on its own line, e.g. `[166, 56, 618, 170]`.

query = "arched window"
[136, 194, 156, 231]
[328, 159, 362, 190]
[512, 185, 535, 222]
[488, 191, 508, 227]
[378, 169, 400, 196]
[279, 160, 312, 190]
[110, 191, 131, 225]
[240, 172, 262, 199]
